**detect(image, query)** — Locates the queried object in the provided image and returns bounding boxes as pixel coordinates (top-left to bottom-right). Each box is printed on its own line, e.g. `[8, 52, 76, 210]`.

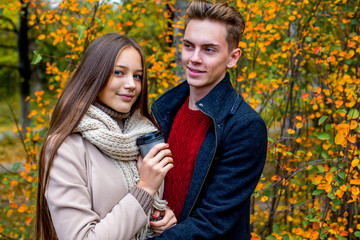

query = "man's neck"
[188, 87, 211, 110]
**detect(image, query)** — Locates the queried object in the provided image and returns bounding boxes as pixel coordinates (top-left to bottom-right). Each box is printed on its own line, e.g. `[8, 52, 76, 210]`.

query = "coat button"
[199, 103, 203, 107]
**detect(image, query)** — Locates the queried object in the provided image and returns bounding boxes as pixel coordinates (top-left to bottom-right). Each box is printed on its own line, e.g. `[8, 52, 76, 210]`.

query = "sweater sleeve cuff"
[130, 186, 154, 213]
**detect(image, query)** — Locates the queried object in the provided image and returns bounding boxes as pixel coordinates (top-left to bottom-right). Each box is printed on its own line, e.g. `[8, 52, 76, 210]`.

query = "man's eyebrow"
[183, 39, 220, 47]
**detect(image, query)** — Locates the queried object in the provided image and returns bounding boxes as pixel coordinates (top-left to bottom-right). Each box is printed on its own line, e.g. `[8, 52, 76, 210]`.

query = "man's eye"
[184, 43, 192, 49]
[114, 71, 123, 76]
[134, 74, 143, 80]
[205, 48, 215, 53]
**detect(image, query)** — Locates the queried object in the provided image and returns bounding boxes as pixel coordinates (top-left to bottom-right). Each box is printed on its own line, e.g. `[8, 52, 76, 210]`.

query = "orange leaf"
[38, 34, 46, 40]
[325, 183, 332, 193]
[248, 72, 257, 79]
[271, 175, 281, 181]
[10, 203, 18, 208]
[10, 180, 18, 187]
[350, 179, 360, 185]
[25, 216, 33, 224]
[18, 204, 27, 213]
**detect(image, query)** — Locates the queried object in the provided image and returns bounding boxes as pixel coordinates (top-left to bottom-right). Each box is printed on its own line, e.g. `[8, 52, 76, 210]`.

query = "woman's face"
[97, 47, 142, 113]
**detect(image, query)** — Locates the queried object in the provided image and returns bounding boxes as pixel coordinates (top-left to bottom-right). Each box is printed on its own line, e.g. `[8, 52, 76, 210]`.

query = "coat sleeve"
[45, 136, 148, 240]
[153, 113, 267, 239]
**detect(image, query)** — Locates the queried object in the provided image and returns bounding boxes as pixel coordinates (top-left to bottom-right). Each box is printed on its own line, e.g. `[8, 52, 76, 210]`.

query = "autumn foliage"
[0, 0, 359, 239]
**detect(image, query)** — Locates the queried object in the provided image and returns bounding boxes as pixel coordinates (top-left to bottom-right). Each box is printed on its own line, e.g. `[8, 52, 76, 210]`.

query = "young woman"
[36, 33, 176, 240]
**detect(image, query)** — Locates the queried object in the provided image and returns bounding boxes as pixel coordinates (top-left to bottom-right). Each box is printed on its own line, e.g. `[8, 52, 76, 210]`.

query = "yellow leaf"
[351, 186, 359, 195]
[287, 128, 295, 134]
[351, 159, 359, 168]
[335, 133, 346, 146]
[350, 120, 357, 130]
[288, 15, 296, 21]
[265, 24, 273, 31]
[261, 196, 268, 202]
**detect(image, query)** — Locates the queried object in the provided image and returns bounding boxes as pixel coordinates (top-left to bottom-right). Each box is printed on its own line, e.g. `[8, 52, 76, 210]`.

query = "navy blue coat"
[151, 72, 267, 239]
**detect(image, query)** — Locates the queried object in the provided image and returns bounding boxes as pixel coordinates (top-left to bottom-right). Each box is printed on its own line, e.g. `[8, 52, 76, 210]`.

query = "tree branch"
[0, 16, 18, 34]
[0, 44, 16, 50]
[0, 64, 19, 70]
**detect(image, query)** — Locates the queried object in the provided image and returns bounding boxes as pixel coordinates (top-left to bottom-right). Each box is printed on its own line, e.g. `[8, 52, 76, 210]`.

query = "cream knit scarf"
[75, 105, 166, 239]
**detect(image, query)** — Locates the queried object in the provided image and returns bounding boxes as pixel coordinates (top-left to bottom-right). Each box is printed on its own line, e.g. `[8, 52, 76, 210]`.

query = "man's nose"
[190, 49, 202, 64]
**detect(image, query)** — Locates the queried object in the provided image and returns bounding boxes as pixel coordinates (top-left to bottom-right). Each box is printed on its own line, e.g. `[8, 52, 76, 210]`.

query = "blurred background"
[0, 0, 359, 239]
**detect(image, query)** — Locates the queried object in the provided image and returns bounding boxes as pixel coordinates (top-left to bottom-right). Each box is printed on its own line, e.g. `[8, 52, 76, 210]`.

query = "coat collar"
[151, 72, 243, 138]
[194, 72, 243, 123]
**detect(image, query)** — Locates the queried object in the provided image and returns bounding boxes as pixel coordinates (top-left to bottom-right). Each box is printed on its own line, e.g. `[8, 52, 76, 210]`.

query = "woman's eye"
[134, 74, 143, 80]
[114, 71, 123, 76]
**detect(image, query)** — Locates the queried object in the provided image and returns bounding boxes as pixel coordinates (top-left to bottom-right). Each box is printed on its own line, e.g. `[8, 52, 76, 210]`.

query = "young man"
[151, 0, 267, 238]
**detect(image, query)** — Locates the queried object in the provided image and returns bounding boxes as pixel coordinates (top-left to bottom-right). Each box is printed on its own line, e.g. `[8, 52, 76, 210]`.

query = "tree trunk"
[17, 0, 31, 133]
[173, 0, 187, 82]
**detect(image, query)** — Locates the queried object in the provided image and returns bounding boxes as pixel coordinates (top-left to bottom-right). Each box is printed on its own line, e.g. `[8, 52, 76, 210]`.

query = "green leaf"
[349, 108, 359, 119]
[321, 152, 328, 159]
[318, 165, 325, 172]
[31, 51, 42, 65]
[268, 137, 274, 143]
[273, 223, 279, 233]
[282, 234, 290, 240]
[77, 25, 86, 40]
[354, 231, 360, 237]
[338, 171, 345, 179]
[12, 162, 20, 171]
[312, 189, 323, 195]
[333, 199, 340, 206]
[327, 192, 335, 200]
[318, 116, 328, 125]
[317, 132, 331, 140]
[335, 109, 347, 113]
[338, 235, 347, 240]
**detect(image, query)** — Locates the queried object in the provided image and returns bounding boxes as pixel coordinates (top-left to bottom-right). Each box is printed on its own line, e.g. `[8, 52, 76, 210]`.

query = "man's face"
[182, 19, 239, 95]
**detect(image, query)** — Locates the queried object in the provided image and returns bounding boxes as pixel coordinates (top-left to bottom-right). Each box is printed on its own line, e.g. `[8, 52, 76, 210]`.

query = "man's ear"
[227, 48, 241, 68]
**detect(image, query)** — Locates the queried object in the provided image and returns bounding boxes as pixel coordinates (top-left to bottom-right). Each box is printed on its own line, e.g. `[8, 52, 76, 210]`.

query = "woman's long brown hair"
[35, 33, 157, 240]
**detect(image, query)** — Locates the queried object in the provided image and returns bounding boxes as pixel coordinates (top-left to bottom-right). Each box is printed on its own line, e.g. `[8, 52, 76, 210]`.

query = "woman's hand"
[150, 207, 177, 236]
[137, 143, 173, 196]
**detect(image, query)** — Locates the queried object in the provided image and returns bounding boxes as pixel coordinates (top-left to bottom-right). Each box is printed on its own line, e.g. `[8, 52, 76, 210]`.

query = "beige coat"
[46, 133, 158, 240]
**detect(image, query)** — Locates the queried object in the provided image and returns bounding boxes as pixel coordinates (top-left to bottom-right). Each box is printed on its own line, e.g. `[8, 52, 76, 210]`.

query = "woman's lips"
[117, 94, 134, 101]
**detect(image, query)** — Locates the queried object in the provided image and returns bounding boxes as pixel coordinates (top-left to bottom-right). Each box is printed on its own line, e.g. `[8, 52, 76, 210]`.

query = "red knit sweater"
[164, 97, 212, 218]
